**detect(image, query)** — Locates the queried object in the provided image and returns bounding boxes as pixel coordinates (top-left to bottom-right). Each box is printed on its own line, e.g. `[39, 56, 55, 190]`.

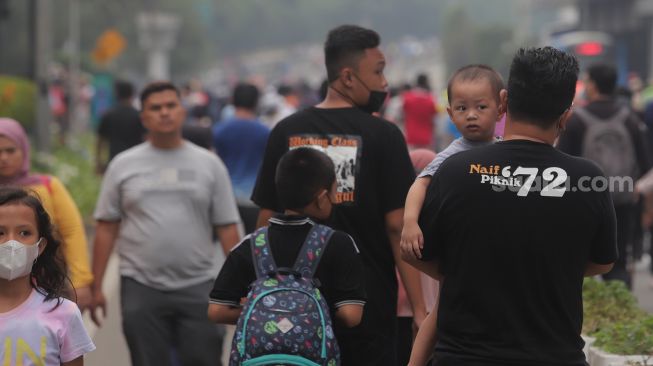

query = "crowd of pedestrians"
[4, 22, 653, 366]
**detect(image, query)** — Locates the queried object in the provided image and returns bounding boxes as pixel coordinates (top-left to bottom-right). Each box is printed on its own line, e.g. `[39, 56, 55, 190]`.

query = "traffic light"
[575, 42, 604, 57]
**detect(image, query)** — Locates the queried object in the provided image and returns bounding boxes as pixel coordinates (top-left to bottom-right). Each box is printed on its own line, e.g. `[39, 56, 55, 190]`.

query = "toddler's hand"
[401, 221, 424, 260]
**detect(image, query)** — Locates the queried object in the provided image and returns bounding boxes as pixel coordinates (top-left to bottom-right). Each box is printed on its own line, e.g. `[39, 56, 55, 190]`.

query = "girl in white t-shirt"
[0, 187, 95, 365]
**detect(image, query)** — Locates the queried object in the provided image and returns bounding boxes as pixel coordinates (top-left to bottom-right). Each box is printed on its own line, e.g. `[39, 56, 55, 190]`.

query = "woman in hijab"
[0, 118, 93, 309]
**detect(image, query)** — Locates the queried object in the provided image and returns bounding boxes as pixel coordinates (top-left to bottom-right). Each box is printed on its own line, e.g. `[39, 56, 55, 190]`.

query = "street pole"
[33, 0, 51, 152]
[68, 0, 82, 136]
[137, 12, 180, 81]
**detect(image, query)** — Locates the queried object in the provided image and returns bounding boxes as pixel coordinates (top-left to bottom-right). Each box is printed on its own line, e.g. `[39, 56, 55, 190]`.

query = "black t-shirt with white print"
[210, 215, 366, 314]
[420, 139, 617, 366]
[252, 107, 415, 365]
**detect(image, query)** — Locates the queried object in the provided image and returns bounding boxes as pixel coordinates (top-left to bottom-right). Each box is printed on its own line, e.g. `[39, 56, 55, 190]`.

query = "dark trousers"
[337, 317, 397, 366]
[396, 317, 413, 366]
[602, 203, 635, 289]
[121, 277, 224, 366]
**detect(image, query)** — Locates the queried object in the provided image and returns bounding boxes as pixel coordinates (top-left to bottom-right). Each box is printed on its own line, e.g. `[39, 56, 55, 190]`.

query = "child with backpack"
[0, 187, 95, 365]
[208, 147, 366, 366]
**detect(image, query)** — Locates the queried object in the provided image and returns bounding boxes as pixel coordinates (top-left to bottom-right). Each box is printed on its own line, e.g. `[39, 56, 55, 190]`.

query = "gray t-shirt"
[94, 141, 240, 290]
[419, 137, 494, 178]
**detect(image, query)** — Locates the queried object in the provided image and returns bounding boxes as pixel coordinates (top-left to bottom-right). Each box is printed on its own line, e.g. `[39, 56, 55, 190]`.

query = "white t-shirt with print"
[0, 289, 95, 365]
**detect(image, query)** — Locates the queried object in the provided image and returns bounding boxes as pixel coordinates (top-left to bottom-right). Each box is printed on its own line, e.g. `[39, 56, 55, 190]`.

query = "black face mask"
[352, 73, 388, 114]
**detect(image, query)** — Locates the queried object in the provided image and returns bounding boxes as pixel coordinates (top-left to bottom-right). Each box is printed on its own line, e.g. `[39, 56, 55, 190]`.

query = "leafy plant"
[582, 278, 646, 335]
[31, 133, 101, 223]
[593, 316, 653, 357]
[0, 75, 36, 130]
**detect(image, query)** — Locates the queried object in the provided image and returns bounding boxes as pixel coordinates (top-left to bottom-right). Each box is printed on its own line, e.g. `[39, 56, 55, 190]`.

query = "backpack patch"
[229, 225, 340, 366]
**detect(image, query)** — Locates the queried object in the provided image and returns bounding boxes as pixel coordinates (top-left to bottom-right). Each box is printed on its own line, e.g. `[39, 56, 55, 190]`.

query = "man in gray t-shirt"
[89, 81, 241, 366]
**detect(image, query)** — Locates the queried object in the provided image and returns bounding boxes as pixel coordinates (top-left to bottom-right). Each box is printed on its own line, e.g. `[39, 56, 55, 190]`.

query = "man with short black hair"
[407, 47, 617, 365]
[252, 25, 424, 365]
[213, 82, 270, 234]
[91, 81, 241, 366]
[558, 62, 650, 288]
[96, 80, 146, 174]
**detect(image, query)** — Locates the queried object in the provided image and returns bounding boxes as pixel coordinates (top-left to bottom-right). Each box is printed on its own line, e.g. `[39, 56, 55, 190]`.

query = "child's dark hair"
[275, 148, 336, 210]
[0, 187, 68, 307]
[447, 64, 505, 104]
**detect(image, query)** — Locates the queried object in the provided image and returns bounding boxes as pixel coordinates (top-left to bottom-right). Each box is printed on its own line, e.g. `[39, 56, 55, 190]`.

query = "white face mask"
[0, 239, 41, 281]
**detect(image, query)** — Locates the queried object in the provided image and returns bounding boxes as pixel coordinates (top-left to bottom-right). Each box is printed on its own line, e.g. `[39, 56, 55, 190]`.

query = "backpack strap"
[605, 107, 631, 125]
[250, 227, 278, 279]
[575, 106, 630, 126]
[293, 224, 335, 279]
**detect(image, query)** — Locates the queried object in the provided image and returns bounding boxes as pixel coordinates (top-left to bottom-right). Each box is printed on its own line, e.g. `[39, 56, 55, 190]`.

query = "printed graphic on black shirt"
[468, 163, 568, 197]
[288, 134, 362, 205]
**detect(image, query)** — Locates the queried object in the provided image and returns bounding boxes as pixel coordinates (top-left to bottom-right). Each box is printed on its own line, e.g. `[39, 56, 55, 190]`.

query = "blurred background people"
[212, 82, 270, 234]
[403, 73, 438, 150]
[95, 80, 146, 174]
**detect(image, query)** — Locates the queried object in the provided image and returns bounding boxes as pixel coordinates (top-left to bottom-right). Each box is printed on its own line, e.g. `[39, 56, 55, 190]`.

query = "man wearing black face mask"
[251, 25, 425, 365]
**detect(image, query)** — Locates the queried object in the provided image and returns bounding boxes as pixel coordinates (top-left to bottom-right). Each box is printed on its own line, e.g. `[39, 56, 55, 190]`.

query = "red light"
[576, 42, 603, 56]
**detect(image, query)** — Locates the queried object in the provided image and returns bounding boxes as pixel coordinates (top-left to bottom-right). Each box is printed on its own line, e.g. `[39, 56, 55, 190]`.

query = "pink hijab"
[0, 118, 42, 186]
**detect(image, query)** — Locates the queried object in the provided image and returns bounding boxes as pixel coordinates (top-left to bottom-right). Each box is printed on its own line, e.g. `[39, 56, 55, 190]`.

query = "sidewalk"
[633, 262, 653, 313]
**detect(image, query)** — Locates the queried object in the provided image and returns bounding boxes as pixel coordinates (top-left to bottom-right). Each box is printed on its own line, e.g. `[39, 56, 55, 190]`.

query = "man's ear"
[559, 107, 573, 131]
[498, 89, 508, 119]
[499, 89, 508, 117]
[339, 68, 354, 88]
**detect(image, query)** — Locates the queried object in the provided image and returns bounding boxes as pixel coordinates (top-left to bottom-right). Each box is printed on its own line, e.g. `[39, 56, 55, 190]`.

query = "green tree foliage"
[0, 75, 36, 130]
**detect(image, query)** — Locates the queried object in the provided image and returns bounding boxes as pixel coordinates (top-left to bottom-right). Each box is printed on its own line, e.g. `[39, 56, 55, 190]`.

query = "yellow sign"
[92, 29, 126, 65]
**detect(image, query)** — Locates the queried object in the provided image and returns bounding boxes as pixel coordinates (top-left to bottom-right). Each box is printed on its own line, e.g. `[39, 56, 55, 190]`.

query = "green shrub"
[582, 278, 646, 335]
[593, 316, 653, 356]
[31, 134, 101, 222]
[0, 75, 37, 130]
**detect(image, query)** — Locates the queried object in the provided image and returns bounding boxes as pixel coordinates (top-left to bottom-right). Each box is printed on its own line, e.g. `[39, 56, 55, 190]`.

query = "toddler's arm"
[401, 176, 432, 259]
[408, 308, 438, 366]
